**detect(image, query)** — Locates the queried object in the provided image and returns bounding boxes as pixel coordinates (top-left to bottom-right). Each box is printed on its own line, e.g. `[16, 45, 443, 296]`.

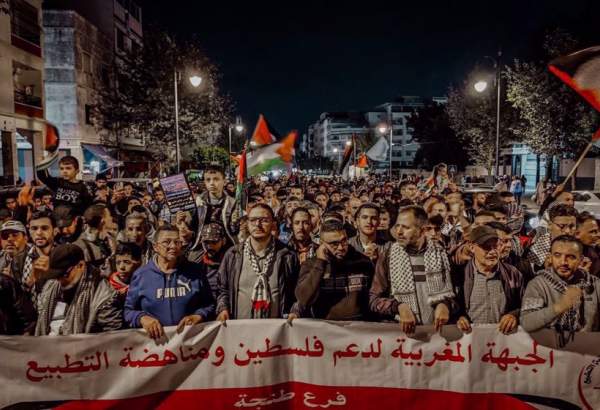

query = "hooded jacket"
[124, 258, 215, 328]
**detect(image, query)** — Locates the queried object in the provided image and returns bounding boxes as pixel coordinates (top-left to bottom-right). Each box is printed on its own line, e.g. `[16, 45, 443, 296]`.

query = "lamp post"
[474, 50, 502, 176]
[174, 69, 202, 173]
[378, 124, 392, 179]
[333, 147, 340, 169]
[228, 116, 244, 178]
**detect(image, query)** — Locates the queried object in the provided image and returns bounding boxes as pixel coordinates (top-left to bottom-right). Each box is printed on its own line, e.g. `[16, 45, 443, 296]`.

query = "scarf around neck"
[244, 238, 276, 318]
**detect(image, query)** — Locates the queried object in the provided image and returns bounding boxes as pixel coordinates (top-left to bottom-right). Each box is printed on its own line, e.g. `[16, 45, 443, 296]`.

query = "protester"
[295, 219, 374, 320]
[35, 244, 123, 335]
[575, 212, 600, 277]
[108, 242, 142, 305]
[216, 204, 300, 321]
[370, 206, 455, 333]
[21, 210, 57, 293]
[521, 235, 600, 338]
[194, 222, 228, 299]
[0, 220, 29, 280]
[288, 207, 317, 264]
[348, 203, 388, 263]
[124, 225, 215, 339]
[454, 226, 524, 335]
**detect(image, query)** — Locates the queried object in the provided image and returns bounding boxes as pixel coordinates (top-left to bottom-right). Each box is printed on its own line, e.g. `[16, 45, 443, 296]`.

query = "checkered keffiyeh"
[244, 239, 276, 319]
[389, 240, 455, 323]
[527, 231, 551, 269]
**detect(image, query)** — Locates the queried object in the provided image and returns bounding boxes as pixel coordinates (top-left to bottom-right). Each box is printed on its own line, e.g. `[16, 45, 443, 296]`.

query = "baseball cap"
[201, 223, 224, 242]
[53, 205, 77, 228]
[468, 225, 499, 246]
[43, 244, 85, 280]
[0, 220, 26, 234]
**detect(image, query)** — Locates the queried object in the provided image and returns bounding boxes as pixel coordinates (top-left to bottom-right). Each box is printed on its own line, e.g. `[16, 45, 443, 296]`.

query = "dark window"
[10, 0, 40, 46]
[129, 2, 141, 20]
[116, 29, 126, 51]
[101, 66, 111, 87]
[85, 104, 92, 125]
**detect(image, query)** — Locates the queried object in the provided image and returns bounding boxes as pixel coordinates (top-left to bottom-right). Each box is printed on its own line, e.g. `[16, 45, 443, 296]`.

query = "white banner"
[1, 320, 599, 409]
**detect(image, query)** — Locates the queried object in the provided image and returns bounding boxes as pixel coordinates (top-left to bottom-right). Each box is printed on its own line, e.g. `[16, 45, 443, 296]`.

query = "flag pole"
[561, 140, 594, 188]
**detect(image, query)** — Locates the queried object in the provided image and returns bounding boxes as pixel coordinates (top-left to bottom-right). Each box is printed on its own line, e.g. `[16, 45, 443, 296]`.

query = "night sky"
[141, 0, 598, 135]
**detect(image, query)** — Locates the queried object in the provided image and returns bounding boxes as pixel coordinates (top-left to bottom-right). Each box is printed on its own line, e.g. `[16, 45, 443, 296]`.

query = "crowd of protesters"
[1, 157, 599, 347]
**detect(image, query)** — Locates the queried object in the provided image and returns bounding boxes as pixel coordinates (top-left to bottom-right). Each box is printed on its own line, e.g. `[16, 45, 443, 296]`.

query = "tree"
[95, 29, 234, 166]
[193, 146, 231, 171]
[504, 29, 598, 160]
[408, 102, 470, 170]
[446, 66, 518, 173]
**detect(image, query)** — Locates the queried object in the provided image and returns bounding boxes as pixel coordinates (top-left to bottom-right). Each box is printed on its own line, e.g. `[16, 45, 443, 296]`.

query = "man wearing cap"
[187, 222, 228, 300]
[35, 244, 123, 335]
[53, 205, 83, 245]
[0, 220, 30, 280]
[454, 225, 524, 335]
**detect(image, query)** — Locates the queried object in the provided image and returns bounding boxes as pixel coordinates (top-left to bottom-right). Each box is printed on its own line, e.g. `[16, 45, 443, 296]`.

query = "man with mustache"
[521, 235, 600, 337]
[454, 225, 524, 335]
[217, 204, 300, 321]
[370, 206, 455, 334]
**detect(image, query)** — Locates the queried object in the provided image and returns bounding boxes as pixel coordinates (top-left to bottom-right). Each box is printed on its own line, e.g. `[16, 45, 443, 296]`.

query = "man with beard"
[349, 203, 388, 264]
[399, 181, 418, 204]
[216, 204, 299, 321]
[20, 210, 58, 294]
[370, 206, 455, 334]
[454, 225, 524, 335]
[526, 204, 578, 273]
[486, 222, 534, 283]
[0, 220, 30, 280]
[197, 223, 228, 299]
[576, 212, 600, 278]
[521, 235, 600, 337]
[74, 204, 116, 269]
[35, 244, 123, 335]
[466, 192, 488, 223]
[295, 219, 374, 320]
[53, 205, 83, 245]
[289, 207, 317, 264]
[191, 165, 237, 249]
[125, 225, 215, 340]
[315, 192, 329, 211]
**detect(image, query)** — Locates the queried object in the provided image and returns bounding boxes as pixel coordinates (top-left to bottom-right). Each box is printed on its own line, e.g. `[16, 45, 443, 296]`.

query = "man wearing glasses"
[217, 204, 299, 321]
[295, 219, 374, 320]
[454, 225, 524, 335]
[125, 225, 215, 340]
[35, 244, 123, 335]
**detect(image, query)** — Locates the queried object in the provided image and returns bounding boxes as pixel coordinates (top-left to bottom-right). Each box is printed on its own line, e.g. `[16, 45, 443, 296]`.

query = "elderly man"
[521, 235, 600, 338]
[295, 219, 374, 320]
[370, 206, 455, 333]
[0, 220, 30, 280]
[35, 244, 123, 335]
[454, 226, 524, 334]
[125, 224, 215, 339]
[217, 204, 299, 321]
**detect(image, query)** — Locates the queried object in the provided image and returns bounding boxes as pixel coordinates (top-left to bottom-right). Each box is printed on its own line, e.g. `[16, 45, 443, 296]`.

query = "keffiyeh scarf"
[244, 239, 276, 318]
[389, 241, 455, 323]
[527, 231, 551, 268]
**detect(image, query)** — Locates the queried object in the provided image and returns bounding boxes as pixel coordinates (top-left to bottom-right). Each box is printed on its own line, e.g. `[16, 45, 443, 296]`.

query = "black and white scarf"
[389, 241, 455, 323]
[243, 239, 276, 319]
[527, 231, 551, 269]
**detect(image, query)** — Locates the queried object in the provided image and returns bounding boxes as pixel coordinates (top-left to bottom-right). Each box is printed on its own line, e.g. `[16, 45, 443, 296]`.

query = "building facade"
[308, 96, 447, 169]
[43, 0, 143, 177]
[0, 0, 47, 184]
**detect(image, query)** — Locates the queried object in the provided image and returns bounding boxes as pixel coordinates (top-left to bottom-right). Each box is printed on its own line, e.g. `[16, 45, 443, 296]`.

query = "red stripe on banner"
[52, 382, 537, 410]
[549, 65, 600, 112]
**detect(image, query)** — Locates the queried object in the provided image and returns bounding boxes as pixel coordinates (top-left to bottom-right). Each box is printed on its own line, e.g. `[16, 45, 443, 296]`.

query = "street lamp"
[228, 116, 245, 178]
[473, 50, 502, 176]
[174, 69, 202, 173]
[378, 120, 393, 179]
[333, 147, 341, 167]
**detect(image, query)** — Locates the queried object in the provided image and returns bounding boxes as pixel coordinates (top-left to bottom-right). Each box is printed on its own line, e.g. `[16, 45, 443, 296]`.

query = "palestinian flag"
[336, 136, 354, 175]
[36, 122, 60, 171]
[251, 114, 280, 147]
[235, 146, 247, 214]
[247, 131, 296, 176]
[549, 46, 600, 113]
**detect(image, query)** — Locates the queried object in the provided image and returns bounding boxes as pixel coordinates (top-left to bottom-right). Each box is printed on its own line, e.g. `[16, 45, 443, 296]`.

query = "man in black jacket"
[295, 219, 374, 320]
[216, 204, 299, 321]
[0, 274, 36, 335]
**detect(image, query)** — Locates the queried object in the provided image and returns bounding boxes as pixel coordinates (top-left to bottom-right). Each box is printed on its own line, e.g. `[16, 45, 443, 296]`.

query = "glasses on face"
[324, 238, 348, 249]
[158, 239, 183, 248]
[248, 217, 272, 226]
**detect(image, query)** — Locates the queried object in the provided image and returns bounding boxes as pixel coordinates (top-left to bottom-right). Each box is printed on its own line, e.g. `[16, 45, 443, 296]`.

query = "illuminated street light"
[345, 140, 352, 146]
[474, 80, 488, 93]
[189, 75, 202, 87]
[378, 125, 388, 134]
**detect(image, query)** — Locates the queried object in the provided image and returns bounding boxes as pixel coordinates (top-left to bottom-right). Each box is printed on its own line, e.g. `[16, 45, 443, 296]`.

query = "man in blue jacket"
[124, 224, 215, 339]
